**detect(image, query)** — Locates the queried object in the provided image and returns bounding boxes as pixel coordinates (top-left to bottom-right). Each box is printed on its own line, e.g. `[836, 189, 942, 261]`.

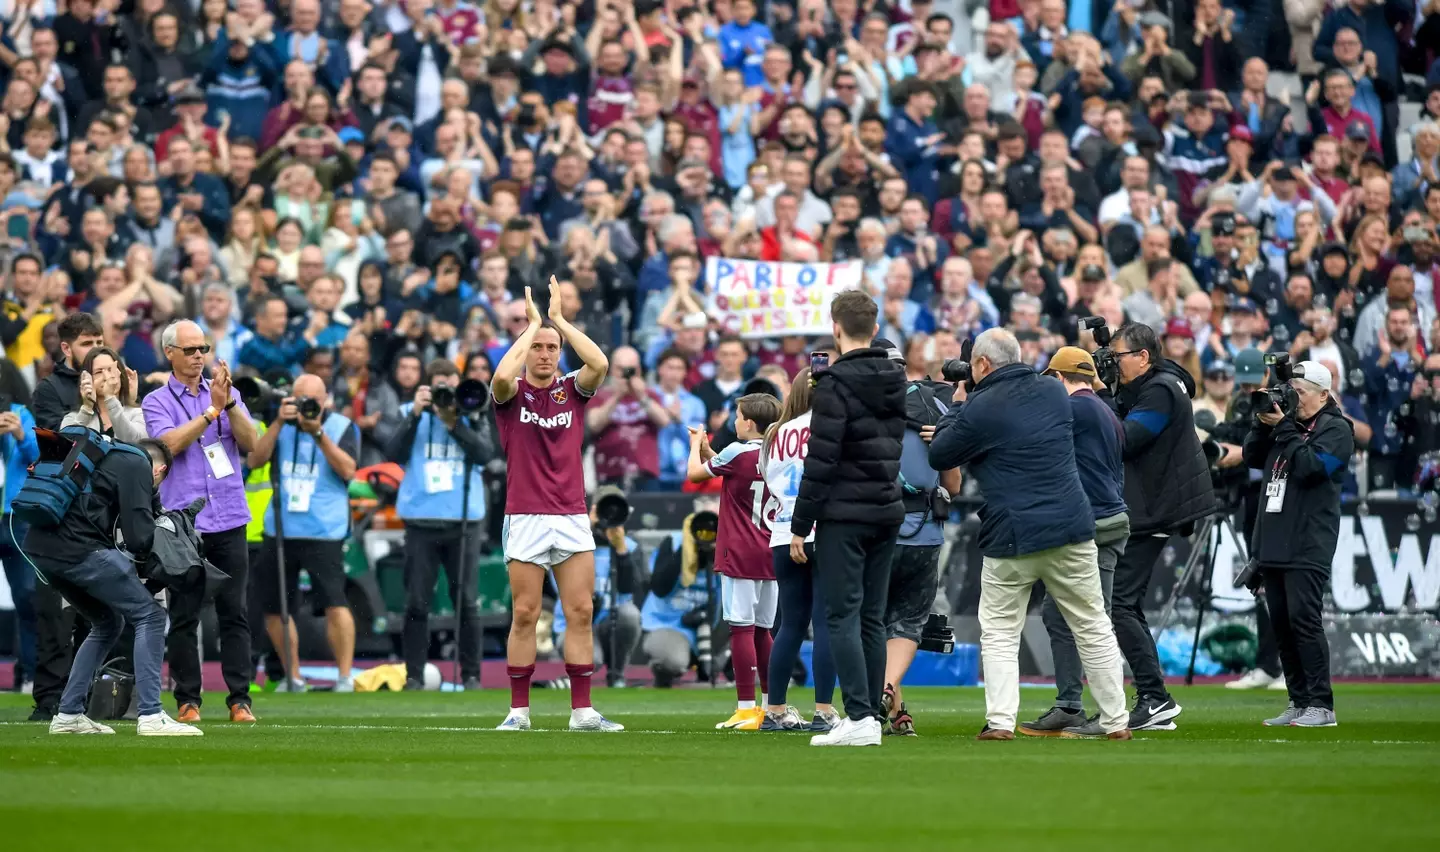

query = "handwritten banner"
[704, 257, 863, 338]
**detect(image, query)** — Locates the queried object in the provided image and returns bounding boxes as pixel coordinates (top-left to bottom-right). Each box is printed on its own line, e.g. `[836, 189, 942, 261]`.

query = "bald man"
[246, 373, 361, 691]
[142, 320, 261, 722]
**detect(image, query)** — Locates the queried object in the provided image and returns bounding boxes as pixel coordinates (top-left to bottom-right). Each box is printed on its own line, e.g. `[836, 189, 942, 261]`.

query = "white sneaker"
[136, 711, 203, 737]
[569, 707, 624, 732]
[1226, 670, 1281, 690]
[49, 712, 115, 735]
[810, 715, 882, 747]
[273, 678, 308, 693]
[333, 676, 356, 693]
[495, 709, 532, 731]
[1267, 676, 1289, 691]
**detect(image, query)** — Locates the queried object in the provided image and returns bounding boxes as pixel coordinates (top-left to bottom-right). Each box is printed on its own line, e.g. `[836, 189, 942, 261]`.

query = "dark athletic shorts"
[257, 537, 348, 615]
[886, 544, 941, 642]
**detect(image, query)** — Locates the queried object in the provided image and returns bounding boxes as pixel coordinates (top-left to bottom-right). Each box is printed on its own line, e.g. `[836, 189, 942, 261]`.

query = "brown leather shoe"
[1107, 729, 1133, 740]
[176, 703, 201, 723]
[976, 725, 1015, 741]
[229, 704, 256, 723]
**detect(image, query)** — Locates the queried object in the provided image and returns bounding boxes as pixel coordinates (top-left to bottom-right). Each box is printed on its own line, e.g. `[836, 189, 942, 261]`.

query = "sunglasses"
[170, 344, 211, 356]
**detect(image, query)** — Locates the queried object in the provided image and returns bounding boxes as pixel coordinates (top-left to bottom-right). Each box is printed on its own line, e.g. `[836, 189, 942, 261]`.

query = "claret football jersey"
[494, 370, 593, 515]
[705, 439, 777, 580]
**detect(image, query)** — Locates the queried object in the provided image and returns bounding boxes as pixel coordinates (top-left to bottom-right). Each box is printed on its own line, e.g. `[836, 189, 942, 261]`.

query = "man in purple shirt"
[142, 320, 260, 723]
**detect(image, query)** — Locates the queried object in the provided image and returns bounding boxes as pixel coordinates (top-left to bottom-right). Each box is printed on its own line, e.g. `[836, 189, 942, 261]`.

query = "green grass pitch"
[2, 685, 1437, 851]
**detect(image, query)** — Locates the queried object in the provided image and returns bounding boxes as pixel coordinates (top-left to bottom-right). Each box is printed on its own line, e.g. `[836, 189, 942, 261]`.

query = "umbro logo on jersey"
[520, 408, 574, 429]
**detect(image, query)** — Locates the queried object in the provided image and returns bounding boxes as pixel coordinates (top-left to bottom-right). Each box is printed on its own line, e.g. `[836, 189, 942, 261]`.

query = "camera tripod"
[1154, 507, 1249, 685]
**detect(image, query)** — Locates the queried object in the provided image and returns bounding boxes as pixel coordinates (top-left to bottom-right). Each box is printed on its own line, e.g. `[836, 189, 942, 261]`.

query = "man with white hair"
[1243, 360, 1355, 727]
[1394, 120, 1439, 211]
[928, 328, 1131, 740]
[142, 320, 260, 723]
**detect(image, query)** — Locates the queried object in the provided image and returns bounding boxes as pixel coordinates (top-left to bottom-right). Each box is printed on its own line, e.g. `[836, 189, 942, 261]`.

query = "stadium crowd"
[1, 0, 1439, 712]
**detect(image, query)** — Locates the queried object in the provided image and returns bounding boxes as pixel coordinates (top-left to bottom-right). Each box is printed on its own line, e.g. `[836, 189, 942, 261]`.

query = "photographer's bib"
[284, 463, 318, 513]
[424, 459, 457, 494]
[1265, 477, 1287, 513]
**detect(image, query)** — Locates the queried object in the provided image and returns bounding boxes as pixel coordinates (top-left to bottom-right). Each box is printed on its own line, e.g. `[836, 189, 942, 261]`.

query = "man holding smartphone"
[792, 291, 907, 747]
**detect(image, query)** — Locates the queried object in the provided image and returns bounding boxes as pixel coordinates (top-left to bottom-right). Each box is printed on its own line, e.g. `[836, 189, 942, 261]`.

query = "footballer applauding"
[492, 278, 622, 732]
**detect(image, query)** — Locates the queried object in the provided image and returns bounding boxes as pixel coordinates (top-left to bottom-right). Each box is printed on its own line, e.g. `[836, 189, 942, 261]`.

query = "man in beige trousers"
[927, 330, 1130, 739]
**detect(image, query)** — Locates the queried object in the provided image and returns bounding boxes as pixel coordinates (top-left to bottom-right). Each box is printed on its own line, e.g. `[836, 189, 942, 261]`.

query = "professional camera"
[234, 374, 293, 421]
[593, 487, 632, 529]
[941, 338, 974, 388]
[1081, 316, 1119, 386]
[294, 396, 322, 420]
[918, 613, 955, 654]
[621, 367, 638, 380]
[431, 379, 492, 414]
[1249, 353, 1303, 418]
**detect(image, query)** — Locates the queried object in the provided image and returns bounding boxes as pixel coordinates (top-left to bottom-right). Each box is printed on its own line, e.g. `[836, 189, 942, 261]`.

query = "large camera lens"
[941, 358, 971, 383]
[456, 379, 491, 413]
[431, 384, 457, 409]
[295, 396, 322, 420]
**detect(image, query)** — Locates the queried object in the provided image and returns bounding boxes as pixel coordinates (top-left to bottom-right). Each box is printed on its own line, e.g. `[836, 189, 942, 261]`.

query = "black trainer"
[28, 705, 56, 723]
[1128, 695, 1182, 730]
[1019, 706, 1087, 737]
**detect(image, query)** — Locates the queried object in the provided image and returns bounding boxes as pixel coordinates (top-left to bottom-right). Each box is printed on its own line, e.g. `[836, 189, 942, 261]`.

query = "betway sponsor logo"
[1333, 516, 1440, 612]
[1208, 514, 1440, 613]
[520, 408, 573, 429]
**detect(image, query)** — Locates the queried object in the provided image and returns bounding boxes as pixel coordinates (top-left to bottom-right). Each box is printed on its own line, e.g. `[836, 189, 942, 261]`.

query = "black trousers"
[168, 525, 253, 710]
[30, 578, 87, 713]
[1254, 593, 1283, 677]
[1263, 567, 1333, 710]
[1110, 534, 1170, 702]
[815, 521, 898, 721]
[403, 524, 481, 683]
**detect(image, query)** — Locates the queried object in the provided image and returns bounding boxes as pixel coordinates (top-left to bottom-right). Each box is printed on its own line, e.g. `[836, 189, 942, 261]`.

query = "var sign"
[1328, 615, 1437, 677]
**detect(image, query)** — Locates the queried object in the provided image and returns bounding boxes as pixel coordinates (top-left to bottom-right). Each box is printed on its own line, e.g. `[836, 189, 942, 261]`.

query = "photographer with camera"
[1019, 346, 1133, 736]
[386, 359, 493, 691]
[246, 374, 360, 693]
[640, 510, 720, 689]
[929, 330, 1131, 740]
[551, 492, 647, 689]
[1243, 360, 1354, 727]
[1108, 321, 1215, 731]
[26, 439, 204, 736]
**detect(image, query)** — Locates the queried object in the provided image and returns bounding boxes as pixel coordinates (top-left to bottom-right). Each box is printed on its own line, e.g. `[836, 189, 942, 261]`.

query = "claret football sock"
[507, 665, 535, 711]
[730, 624, 758, 703]
[566, 664, 594, 710]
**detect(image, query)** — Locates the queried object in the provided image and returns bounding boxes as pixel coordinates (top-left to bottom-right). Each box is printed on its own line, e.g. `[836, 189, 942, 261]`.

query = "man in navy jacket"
[928, 329, 1130, 741]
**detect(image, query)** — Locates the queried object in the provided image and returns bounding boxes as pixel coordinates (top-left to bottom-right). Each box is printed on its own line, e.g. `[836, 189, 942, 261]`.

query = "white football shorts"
[502, 513, 595, 570]
[720, 576, 778, 628]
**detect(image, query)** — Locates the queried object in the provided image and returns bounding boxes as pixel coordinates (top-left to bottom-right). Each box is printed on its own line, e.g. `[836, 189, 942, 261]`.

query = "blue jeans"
[45, 550, 166, 717]
[1, 514, 35, 682]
